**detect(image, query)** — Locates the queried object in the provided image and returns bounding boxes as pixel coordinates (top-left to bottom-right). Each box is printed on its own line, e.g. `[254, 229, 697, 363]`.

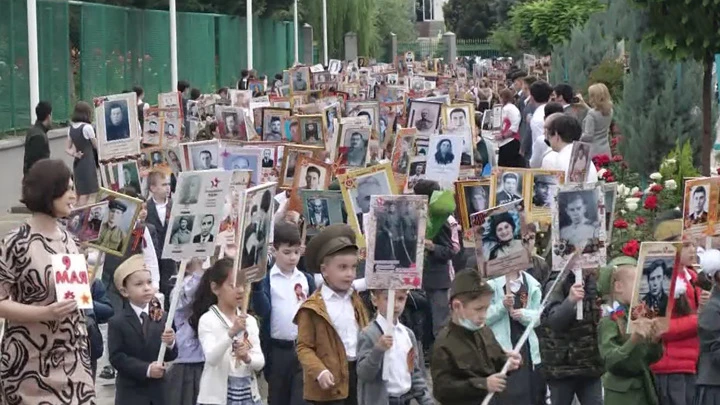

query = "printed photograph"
[686, 184, 709, 225]
[340, 126, 371, 168]
[120, 161, 142, 196]
[169, 215, 195, 245]
[192, 213, 216, 244]
[346, 102, 380, 136]
[495, 171, 525, 209]
[294, 157, 330, 191]
[177, 174, 202, 205]
[280, 147, 320, 188]
[239, 185, 276, 281]
[189, 142, 220, 170]
[472, 202, 530, 279]
[372, 197, 419, 267]
[405, 159, 427, 193]
[407, 101, 442, 135]
[568, 142, 592, 183]
[218, 107, 245, 139]
[104, 99, 131, 142]
[262, 108, 292, 142]
[220, 148, 261, 186]
[143, 109, 161, 145]
[301, 190, 344, 235]
[444, 104, 473, 132]
[290, 67, 311, 93]
[89, 189, 143, 257]
[629, 242, 681, 331]
[557, 189, 601, 254]
[425, 134, 464, 189]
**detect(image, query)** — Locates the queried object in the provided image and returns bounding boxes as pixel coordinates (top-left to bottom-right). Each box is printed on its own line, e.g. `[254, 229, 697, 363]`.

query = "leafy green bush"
[587, 58, 624, 101]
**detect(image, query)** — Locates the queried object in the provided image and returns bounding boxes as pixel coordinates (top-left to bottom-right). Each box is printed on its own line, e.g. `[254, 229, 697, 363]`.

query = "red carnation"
[594, 154, 611, 166]
[622, 240, 640, 257]
[644, 194, 658, 210]
[602, 169, 614, 180]
[650, 184, 663, 193]
[613, 155, 624, 162]
[634, 216, 646, 226]
[613, 219, 628, 229]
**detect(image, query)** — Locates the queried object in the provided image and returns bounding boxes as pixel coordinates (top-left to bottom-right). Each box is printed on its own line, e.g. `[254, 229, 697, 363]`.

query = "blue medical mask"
[458, 317, 483, 332]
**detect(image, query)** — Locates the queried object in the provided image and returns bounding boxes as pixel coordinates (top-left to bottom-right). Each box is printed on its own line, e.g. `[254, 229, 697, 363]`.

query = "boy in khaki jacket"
[294, 224, 370, 405]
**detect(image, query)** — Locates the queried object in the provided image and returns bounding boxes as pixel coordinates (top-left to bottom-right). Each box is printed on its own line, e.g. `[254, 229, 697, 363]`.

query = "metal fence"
[0, 0, 306, 134]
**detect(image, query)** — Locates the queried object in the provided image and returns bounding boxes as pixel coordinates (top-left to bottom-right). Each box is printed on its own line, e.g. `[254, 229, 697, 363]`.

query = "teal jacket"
[486, 272, 542, 365]
[597, 316, 663, 405]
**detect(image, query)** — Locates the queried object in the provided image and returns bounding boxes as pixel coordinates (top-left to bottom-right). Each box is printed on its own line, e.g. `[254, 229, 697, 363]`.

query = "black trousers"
[499, 139, 527, 168]
[310, 361, 357, 405]
[267, 340, 308, 405]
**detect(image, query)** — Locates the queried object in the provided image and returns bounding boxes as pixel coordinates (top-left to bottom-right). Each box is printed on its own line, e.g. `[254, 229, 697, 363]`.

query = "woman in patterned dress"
[0, 159, 96, 405]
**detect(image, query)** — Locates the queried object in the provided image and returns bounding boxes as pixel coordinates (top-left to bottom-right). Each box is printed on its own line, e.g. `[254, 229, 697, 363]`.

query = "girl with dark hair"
[0, 159, 96, 404]
[488, 212, 523, 260]
[193, 258, 264, 405]
[66, 101, 99, 205]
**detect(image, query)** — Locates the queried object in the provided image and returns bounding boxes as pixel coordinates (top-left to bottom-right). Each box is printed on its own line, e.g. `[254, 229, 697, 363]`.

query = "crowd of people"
[2, 56, 720, 405]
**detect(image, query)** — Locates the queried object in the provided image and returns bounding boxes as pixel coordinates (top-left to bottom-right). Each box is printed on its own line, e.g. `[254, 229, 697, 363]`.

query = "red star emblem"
[211, 177, 220, 188]
[64, 291, 76, 300]
[81, 293, 91, 305]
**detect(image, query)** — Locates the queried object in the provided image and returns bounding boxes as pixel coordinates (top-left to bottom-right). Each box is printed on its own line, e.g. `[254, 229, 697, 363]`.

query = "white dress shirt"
[501, 103, 521, 134]
[541, 142, 598, 183]
[130, 302, 175, 377]
[269, 265, 309, 340]
[376, 314, 413, 396]
[529, 104, 548, 168]
[152, 197, 168, 227]
[314, 274, 367, 292]
[321, 284, 359, 360]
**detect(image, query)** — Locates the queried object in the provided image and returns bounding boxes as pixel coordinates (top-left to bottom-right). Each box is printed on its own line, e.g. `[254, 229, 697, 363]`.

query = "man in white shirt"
[541, 114, 599, 183]
[528, 80, 554, 168]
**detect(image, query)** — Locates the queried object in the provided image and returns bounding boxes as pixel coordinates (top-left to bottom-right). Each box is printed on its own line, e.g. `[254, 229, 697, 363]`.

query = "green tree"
[442, 0, 494, 39]
[376, 0, 417, 43]
[302, 0, 379, 58]
[509, 0, 605, 54]
[627, 0, 720, 175]
[615, 42, 703, 176]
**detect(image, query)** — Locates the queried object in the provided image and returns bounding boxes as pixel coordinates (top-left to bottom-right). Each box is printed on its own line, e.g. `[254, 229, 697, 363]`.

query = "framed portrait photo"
[67, 201, 109, 243]
[143, 108, 162, 146]
[568, 142, 592, 183]
[235, 182, 278, 283]
[338, 163, 397, 250]
[292, 155, 332, 192]
[494, 168, 528, 211]
[470, 201, 530, 279]
[682, 178, 715, 243]
[404, 157, 428, 194]
[297, 114, 327, 146]
[442, 103, 475, 133]
[216, 106, 247, 140]
[628, 242, 682, 332]
[185, 140, 220, 171]
[346, 101, 380, 137]
[95, 92, 141, 160]
[88, 188, 144, 257]
[338, 124, 372, 169]
[455, 179, 495, 243]
[528, 170, 565, 222]
[280, 145, 324, 189]
[301, 190, 344, 237]
[365, 195, 428, 289]
[551, 182, 607, 271]
[407, 100, 442, 135]
[425, 134, 464, 189]
[162, 109, 183, 147]
[219, 144, 262, 187]
[261, 107, 292, 142]
[290, 66, 311, 93]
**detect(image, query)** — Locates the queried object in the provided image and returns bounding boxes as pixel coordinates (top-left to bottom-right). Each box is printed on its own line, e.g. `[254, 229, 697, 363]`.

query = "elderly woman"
[0, 159, 95, 404]
[580, 83, 614, 159]
[488, 212, 524, 260]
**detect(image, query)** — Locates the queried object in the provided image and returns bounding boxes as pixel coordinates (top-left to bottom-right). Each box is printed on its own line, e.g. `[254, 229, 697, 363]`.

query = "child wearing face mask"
[597, 256, 666, 405]
[431, 269, 521, 405]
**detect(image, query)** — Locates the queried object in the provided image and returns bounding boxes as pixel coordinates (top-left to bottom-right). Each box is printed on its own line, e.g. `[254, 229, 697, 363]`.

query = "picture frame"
[301, 190, 345, 237]
[215, 170, 253, 261]
[235, 182, 278, 284]
[470, 201, 531, 279]
[229, 89, 253, 109]
[528, 170, 565, 223]
[67, 201, 109, 243]
[279, 145, 324, 189]
[494, 168, 529, 211]
[628, 242, 681, 332]
[338, 163, 397, 250]
[261, 107, 292, 142]
[88, 188, 144, 257]
[181, 139, 221, 171]
[143, 108, 162, 146]
[218, 143, 262, 187]
[94, 92, 141, 161]
[289, 66, 311, 93]
[291, 155, 333, 192]
[162, 170, 233, 260]
[455, 179, 495, 243]
[682, 177, 716, 244]
[158, 91, 182, 112]
[551, 182, 607, 271]
[338, 124, 372, 169]
[162, 108, 183, 147]
[604, 182, 618, 244]
[346, 101, 381, 138]
[365, 195, 428, 289]
[297, 114, 327, 146]
[407, 100, 442, 135]
[568, 142, 592, 183]
[215, 106, 247, 140]
[442, 103, 475, 134]
[425, 134, 464, 189]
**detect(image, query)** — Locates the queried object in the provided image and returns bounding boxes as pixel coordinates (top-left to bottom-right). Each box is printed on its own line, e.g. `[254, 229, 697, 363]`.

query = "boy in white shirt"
[356, 289, 434, 405]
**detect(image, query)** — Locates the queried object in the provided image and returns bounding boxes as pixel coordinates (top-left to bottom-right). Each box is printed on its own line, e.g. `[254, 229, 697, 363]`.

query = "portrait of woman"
[0, 159, 96, 403]
[434, 138, 455, 165]
[569, 144, 590, 183]
[487, 212, 524, 260]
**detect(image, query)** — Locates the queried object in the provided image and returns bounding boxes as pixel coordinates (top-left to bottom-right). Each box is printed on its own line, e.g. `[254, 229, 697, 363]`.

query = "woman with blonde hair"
[580, 82, 614, 159]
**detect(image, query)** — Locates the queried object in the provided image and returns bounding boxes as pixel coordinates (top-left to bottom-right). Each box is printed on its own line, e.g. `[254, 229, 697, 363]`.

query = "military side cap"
[304, 223, 358, 273]
[534, 175, 556, 185]
[450, 270, 492, 300]
[598, 256, 638, 296]
[108, 199, 127, 213]
[113, 254, 148, 291]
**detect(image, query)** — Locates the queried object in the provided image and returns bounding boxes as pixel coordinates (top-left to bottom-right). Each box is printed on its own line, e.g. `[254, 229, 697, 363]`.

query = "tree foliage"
[90, 0, 294, 16]
[615, 42, 703, 176]
[627, 0, 720, 175]
[443, 0, 494, 39]
[302, 0, 379, 58]
[587, 59, 625, 101]
[509, 0, 605, 54]
[375, 0, 417, 44]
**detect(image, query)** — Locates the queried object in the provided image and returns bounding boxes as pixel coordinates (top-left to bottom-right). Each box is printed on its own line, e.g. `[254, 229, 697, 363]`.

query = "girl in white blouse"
[190, 258, 264, 405]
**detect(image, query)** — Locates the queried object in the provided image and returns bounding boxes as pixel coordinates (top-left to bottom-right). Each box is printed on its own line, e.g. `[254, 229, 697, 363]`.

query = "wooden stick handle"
[157, 259, 187, 363]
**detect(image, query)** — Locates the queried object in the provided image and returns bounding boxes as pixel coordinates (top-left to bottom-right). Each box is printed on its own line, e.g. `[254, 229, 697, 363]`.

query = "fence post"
[443, 31, 456, 63]
[344, 32, 358, 62]
[302, 23, 314, 65]
[389, 32, 397, 66]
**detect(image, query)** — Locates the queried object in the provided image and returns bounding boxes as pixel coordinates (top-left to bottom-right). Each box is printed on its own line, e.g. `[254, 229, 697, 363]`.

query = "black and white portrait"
[328, 59, 342, 75]
[192, 214, 215, 243]
[241, 189, 274, 270]
[261, 149, 274, 168]
[169, 215, 194, 245]
[299, 164, 326, 190]
[496, 172, 524, 207]
[639, 257, 673, 317]
[568, 142, 591, 183]
[446, 106, 471, 131]
[686, 185, 709, 225]
[105, 100, 131, 142]
[408, 101, 441, 135]
[433, 138, 455, 165]
[341, 127, 370, 168]
[374, 199, 419, 267]
[306, 198, 330, 228]
[347, 102, 380, 135]
[325, 106, 338, 135]
[349, 172, 393, 215]
[292, 68, 310, 92]
[481, 211, 525, 261]
[191, 147, 218, 171]
[425, 134, 463, 188]
[532, 174, 557, 208]
[558, 190, 600, 253]
[465, 185, 489, 220]
[302, 119, 323, 144]
[164, 121, 178, 141]
[178, 174, 202, 205]
[222, 111, 241, 138]
[406, 160, 426, 191]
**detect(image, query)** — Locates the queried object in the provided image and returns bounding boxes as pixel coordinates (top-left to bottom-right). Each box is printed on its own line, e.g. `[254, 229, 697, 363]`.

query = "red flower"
[633, 191, 644, 198]
[650, 184, 663, 193]
[613, 219, 629, 229]
[610, 308, 626, 321]
[622, 240, 640, 257]
[613, 155, 624, 162]
[593, 154, 611, 166]
[605, 175, 615, 182]
[644, 194, 658, 210]
[602, 169, 614, 180]
[634, 217, 646, 226]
